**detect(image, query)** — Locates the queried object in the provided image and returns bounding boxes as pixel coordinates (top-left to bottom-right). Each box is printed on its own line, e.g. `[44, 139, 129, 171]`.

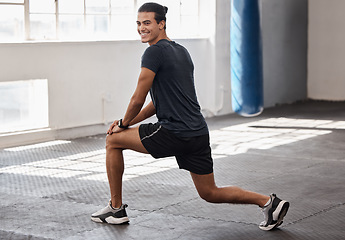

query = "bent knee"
[106, 134, 122, 150]
[198, 188, 219, 203]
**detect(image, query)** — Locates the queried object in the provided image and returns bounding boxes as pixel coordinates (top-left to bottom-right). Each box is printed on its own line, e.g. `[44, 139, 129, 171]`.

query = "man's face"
[137, 12, 164, 45]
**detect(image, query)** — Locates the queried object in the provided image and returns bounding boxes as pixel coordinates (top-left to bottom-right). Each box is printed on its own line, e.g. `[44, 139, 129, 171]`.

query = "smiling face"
[137, 12, 165, 46]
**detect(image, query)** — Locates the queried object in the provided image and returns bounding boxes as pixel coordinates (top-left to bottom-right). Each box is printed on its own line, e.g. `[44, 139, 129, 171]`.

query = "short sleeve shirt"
[141, 39, 208, 137]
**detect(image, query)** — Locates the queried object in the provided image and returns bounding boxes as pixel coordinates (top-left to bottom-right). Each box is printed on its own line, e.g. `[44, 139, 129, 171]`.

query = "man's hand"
[107, 120, 126, 135]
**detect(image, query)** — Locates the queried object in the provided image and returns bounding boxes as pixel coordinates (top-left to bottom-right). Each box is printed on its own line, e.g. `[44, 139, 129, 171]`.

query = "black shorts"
[139, 122, 213, 175]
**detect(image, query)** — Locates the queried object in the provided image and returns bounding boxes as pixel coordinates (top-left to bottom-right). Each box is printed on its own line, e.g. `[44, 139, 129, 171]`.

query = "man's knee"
[106, 134, 121, 150]
[197, 188, 218, 203]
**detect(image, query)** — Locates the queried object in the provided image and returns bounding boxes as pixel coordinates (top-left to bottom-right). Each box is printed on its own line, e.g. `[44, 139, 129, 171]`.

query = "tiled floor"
[1, 100, 345, 239]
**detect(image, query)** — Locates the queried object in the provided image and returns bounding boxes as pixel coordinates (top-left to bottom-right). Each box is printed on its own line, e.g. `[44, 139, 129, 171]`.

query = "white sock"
[263, 197, 272, 208]
[109, 201, 121, 210]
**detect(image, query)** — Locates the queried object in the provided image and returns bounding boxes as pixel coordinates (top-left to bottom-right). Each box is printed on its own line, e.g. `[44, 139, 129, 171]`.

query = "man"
[91, 2, 289, 231]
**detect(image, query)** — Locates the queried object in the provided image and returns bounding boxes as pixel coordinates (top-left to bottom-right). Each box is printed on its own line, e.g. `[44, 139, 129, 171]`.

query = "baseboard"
[0, 128, 55, 149]
[0, 124, 109, 149]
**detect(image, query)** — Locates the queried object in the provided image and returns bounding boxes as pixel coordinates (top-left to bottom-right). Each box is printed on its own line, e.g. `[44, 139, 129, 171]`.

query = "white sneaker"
[259, 193, 289, 231]
[91, 201, 129, 224]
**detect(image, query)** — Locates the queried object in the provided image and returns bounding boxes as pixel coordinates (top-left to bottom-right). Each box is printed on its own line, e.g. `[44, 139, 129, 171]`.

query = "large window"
[0, 0, 205, 42]
[0, 79, 49, 134]
[0, 1, 25, 41]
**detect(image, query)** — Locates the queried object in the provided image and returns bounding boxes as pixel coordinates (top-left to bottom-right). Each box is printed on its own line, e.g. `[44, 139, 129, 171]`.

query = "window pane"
[59, 0, 84, 14]
[0, 80, 49, 133]
[180, 0, 198, 16]
[86, 15, 109, 37]
[111, 0, 133, 14]
[30, 0, 55, 14]
[59, 15, 84, 39]
[137, 0, 179, 13]
[110, 14, 137, 40]
[85, 0, 109, 14]
[0, 0, 23, 3]
[30, 14, 56, 39]
[0, 5, 24, 41]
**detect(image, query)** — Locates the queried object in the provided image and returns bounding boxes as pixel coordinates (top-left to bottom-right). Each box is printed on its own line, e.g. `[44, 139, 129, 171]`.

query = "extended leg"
[190, 172, 290, 231]
[190, 172, 269, 207]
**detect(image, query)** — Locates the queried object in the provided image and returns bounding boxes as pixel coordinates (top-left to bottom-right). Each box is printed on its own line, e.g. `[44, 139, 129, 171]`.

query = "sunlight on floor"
[210, 118, 335, 155]
[1, 117, 342, 182]
[4, 140, 71, 152]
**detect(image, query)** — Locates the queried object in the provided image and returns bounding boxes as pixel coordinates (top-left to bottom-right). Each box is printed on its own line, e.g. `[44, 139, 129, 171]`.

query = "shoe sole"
[91, 216, 130, 225]
[259, 201, 290, 231]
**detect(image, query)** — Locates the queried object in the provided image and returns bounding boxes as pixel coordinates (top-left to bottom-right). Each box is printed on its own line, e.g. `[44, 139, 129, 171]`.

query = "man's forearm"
[129, 101, 156, 126]
[119, 67, 155, 127]
[121, 98, 144, 127]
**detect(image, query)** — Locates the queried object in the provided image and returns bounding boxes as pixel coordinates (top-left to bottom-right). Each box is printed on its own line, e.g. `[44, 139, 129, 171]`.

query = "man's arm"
[110, 67, 155, 134]
[129, 101, 156, 126]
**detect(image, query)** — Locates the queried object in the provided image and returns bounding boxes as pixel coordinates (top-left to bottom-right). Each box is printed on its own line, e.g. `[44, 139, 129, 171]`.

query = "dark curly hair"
[138, 2, 168, 30]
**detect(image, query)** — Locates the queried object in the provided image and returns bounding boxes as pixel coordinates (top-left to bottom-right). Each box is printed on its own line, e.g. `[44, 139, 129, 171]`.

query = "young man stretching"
[91, 2, 289, 231]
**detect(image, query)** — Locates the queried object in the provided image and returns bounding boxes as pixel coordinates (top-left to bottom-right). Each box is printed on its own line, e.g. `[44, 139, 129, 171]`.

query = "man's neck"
[149, 33, 170, 46]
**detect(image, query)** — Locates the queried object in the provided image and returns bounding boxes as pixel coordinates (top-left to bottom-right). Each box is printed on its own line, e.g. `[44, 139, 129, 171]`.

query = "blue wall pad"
[230, 0, 263, 117]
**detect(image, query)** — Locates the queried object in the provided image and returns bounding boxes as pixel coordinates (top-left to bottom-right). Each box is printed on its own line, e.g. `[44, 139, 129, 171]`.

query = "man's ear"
[159, 20, 165, 30]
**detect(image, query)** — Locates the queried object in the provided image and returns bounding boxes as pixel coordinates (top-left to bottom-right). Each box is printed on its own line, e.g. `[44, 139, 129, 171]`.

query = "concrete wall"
[308, 0, 345, 101]
[212, 0, 232, 117]
[261, 0, 308, 107]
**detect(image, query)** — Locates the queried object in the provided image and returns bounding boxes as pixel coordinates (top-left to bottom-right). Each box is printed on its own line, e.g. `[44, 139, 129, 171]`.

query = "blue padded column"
[230, 0, 263, 117]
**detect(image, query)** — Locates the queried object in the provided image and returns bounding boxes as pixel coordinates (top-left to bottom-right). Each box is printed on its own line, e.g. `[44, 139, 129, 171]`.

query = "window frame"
[0, 0, 204, 42]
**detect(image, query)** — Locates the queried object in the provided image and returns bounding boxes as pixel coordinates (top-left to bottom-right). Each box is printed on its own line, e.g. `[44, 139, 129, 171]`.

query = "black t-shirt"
[141, 39, 208, 137]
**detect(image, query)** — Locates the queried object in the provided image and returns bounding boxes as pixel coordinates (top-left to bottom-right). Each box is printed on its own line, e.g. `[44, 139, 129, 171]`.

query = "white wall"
[1, 41, 144, 129]
[0, 39, 217, 147]
[308, 0, 345, 100]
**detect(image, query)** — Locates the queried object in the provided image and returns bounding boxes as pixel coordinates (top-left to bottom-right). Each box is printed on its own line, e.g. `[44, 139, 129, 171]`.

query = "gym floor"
[1, 100, 344, 240]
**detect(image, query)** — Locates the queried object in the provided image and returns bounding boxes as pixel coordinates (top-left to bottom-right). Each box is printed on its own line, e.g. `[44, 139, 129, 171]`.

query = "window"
[0, 79, 49, 134]
[58, 0, 85, 39]
[0, 1, 25, 41]
[0, 0, 206, 42]
[29, 0, 56, 40]
[180, 0, 199, 37]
